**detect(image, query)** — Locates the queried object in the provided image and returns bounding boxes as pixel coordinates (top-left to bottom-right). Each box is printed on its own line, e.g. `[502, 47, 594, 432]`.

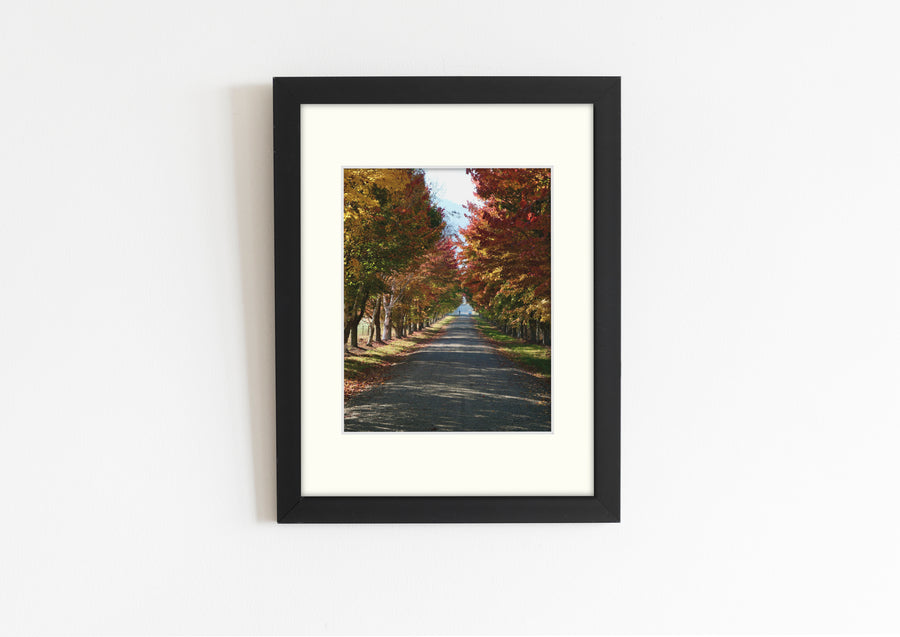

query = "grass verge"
[475, 316, 551, 378]
[344, 315, 455, 398]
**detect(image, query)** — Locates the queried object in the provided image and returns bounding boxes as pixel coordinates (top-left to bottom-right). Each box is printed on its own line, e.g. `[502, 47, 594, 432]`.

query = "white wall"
[1, 1, 899, 634]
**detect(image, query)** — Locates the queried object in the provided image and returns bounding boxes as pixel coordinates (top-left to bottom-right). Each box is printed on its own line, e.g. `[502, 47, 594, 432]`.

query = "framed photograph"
[274, 77, 620, 522]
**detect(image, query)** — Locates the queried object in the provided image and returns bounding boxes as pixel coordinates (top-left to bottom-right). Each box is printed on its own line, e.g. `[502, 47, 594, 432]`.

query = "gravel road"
[344, 316, 550, 432]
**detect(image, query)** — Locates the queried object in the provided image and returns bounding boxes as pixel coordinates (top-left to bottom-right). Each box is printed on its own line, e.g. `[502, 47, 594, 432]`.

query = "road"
[344, 316, 550, 432]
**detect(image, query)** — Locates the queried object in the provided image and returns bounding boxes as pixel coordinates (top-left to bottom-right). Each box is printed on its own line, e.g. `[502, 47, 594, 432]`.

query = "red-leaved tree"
[458, 168, 550, 344]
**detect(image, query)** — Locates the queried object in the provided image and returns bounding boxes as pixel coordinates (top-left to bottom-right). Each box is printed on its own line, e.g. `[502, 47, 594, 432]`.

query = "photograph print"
[343, 167, 551, 432]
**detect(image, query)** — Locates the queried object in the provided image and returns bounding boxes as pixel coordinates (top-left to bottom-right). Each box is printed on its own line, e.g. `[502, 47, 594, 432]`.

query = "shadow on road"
[344, 317, 550, 432]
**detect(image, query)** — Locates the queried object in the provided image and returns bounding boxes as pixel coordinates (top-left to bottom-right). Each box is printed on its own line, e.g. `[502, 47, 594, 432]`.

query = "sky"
[424, 168, 478, 206]
[423, 168, 479, 240]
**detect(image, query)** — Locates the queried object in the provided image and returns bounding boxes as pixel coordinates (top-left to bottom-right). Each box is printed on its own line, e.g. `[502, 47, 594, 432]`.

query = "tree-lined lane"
[344, 316, 550, 432]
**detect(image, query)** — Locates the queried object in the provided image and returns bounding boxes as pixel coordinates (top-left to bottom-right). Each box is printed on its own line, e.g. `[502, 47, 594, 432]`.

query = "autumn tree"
[398, 238, 461, 333]
[458, 168, 551, 344]
[343, 169, 445, 347]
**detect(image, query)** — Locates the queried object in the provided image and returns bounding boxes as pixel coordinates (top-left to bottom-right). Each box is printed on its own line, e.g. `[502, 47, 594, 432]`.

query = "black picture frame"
[274, 77, 620, 523]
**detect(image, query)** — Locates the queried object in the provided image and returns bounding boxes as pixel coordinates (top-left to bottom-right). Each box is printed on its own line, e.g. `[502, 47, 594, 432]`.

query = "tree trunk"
[344, 288, 361, 346]
[368, 296, 382, 345]
[348, 294, 369, 349]
[381, 294, 393, 341]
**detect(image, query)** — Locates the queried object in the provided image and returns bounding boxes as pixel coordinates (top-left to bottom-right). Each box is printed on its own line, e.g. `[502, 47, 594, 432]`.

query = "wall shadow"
[230, 85, 275, 522]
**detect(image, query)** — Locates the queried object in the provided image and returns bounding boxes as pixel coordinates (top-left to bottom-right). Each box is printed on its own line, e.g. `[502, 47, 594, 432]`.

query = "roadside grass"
[475, 316, 551, 378]
[344, 315, 455, 397]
